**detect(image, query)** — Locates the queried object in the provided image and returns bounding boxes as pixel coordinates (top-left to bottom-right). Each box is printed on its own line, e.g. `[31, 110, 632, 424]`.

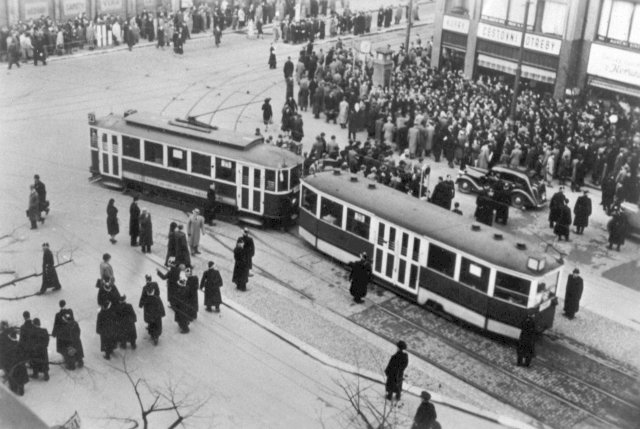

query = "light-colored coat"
[187, 214, 205, 248]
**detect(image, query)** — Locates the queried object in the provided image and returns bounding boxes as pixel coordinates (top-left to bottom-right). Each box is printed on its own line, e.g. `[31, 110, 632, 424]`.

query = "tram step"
[237, 216, 264, 227]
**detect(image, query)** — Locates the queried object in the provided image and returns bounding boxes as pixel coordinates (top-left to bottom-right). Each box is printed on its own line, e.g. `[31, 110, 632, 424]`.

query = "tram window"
[320, 197, 343, 227]
[242, 166, 250, 186]
[426, 244, 456, 278]
[122, 136, 140, 159]
[191, 152, 211, 176]
[111, 136, 119, 154]
[266, 170, 276, 191]
[90, 128, 98, 148]
[401, 233, 409, 257]
[459, 258, 490, 292]
[346, 208, 370, 239]
[168, 147, 187, 170]
[254, 169, 262, 188]
[290, 165, 301, 188]
[377, 224, 385, 245]
[301, 187, 318, 214]
[278, 170, 289, 191]
[215, 158, 236, 182]
[144, 141, 164, 164]
[494, 271, 530, 306]
[412, 238, 420, 262]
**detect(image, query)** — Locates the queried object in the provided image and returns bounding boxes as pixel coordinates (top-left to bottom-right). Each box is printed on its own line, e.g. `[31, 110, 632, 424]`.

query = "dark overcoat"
[385, 351, 408, 394]
[31, 326, 50, 373]
[57, 320, 84, 360]
[174, 230, 191, 267]
[97, 304, 119, 351]
[232, 245, 249, 287]
[139, 213, 153, 246]
[564, 275, 584, 316]
[129, 202, 140, 238]
[517, 317, 537, 358]
[116, 302, 137, 343]
[139, 288, 166, 323]
[52, 309, 73, 354]
[3, 338, 29, 386]
[608, 213, 628, 246]
[200, 268, 223, 307]
[158, 266, 180, 305]
[349, 259, 371, 300]
[573, 195, 592, 228]
[97, 283, 122, 308]
[42, 248, 61, 290]
[107, 204, 119, 236]
[554, 205, 572, 238]
[548, 192, 567, 224]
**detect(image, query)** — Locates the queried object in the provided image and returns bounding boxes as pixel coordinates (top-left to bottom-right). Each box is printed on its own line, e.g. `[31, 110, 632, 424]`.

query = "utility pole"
[405, 0, 414, 52]
[510, 0, 531, 119]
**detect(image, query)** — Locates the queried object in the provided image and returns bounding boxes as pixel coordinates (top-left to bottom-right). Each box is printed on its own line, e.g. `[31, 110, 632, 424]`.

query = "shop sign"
[100, 0, 123, 11]
[63, 0, 86, 16]
[477, 23, 561, 56]
[587, 43, 640, 88]
[443, 15, 469, 34]
[24, 0, 49, 20]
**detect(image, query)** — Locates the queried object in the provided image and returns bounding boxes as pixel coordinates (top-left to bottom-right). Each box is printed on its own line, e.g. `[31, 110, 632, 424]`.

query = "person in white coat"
[187, 209, 205, 255]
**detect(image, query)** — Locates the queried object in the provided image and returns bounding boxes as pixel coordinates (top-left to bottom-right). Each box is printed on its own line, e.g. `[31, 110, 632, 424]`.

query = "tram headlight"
[291, 197, 298, 206]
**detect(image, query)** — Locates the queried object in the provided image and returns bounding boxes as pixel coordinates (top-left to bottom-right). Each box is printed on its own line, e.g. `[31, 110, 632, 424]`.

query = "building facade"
[431, 0, 640, 101]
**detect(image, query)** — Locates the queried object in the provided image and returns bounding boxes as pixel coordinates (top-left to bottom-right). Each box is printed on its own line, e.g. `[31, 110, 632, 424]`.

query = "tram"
[88, 110, 303, 225]
[299, 170, 563, 339]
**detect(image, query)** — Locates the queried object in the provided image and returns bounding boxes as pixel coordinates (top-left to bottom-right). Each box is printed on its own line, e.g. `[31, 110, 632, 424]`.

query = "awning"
[477, 54, 557, 84]
[588, 76, 640, 99]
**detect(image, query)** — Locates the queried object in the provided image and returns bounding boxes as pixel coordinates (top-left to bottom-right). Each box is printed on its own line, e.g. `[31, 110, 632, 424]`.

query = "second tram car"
[299, 170, 563, 338]
[89, 111, 303, 225]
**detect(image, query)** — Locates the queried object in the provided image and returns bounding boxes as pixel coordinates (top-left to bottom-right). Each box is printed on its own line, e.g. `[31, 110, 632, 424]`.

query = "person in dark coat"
[283, 56, 294, 80]
[116, 295, 137, 349]
[554, 202, 572, 241]
[97, 301, 119, 360]
[19, 312, 36, 376]
[34, 174, 49, 220]
[239, 228, 255, 271]
[56, 312, 84, 370]
[200, 261, 223, 312]
[516, 314, 537, 367]
[30, 318, 50, 381]
[107, 198, 119, 244]
[601, 175, 617, 214]
[573, 191, 592, 234]
[27, 185, 40, 229]
[97, 277, 121, 308]
[174, 224, 191, 267]
[51, 300, 73, 355]
[139, 208, 153, 253]
[291, 114, 304, 143]
[129, 196, 140, 246]
[563, 269, 584, 320]
[268, 45, 277, 69]
[493, 182, 511, 225]
[412, 391, 437, 429]
[385, 340, 409, 401]
[204, 189, 217, 226]
[232, 239, 249, 291]
[548, 187, 569, 228]
[139, 276, 166, 345]
[474, 192, 495, 226]
[429, 177, 448, 209]
[165, 222, 178, 266]
[262, 97, 274, 131]
[39, 242, 61, 294]
[174, 268, 198, 333]
[3, 329, 28, 395]
[607, 209, 628, 251]
[349, 252, 372, 304]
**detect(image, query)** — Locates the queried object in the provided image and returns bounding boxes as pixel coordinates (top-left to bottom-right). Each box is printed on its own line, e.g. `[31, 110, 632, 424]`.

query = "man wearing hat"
[349, 252, 372, 304]
[239, 228, 255, 273]
[573, 190, 592, 235]
[139, 275, 166, 345]
[563, 269, 584, 320]
[200, 261, 224, 312]
[187, 208, 205, 255]
[115, 295, 138, 350]
[412, 391, 437, 429]
[385, 340, 409, 401]
[39, 242, 61, 294]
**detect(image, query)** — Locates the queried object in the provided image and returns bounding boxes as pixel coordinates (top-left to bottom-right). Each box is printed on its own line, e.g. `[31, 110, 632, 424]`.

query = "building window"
[301, 186, 318, 214]
[426, 244, 456, 278]
[598, 0, 640, 47]
[191, 152, 211, 176]
[320, 196, 343, 227]
[445, 0, 470, 16]
[144, 141, 164, 164]
[459, 258, 490, 292]
[540, 0, 567, 36]
[168, 147, 187, 170]
[122, 136, 140, 159]
[482, 0, 508, 23]
[507, 0, 537, 28]
[215, 158, 236, 182]
[494, 271, 531, 306]
[482, 0, 566, 35]
[346, 208, 370, 239]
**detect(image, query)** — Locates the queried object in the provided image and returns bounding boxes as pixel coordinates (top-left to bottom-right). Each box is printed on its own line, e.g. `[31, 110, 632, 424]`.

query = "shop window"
[301, 186, 318, 214]
[191, 152, 211, 176]
[278, 170, 289, 191]
[122, 136, 140, 159]
[168, 147, 187, 170]
[494, 271, 531, 306]
[426, 244, 456, 278]
[445, 0, 470, 16]
[346, 208, 370, 239]
[266, 170, 276, 191]
[144, 141, 164, 164]
[320, 197, 343, 227]
[215, 158, 236, 182]
[459, 258, 490, 292]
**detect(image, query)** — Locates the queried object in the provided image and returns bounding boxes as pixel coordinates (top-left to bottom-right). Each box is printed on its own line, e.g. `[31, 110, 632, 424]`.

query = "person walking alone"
[39, 243, 61, 294]
[349, 253, 371, 304]
[411, 391, 438, 429]
[385, 340, 409, 401]
[563, 269, 584, 320]
[187, 209, 205, 255]
[516, 314, 537, 367]
[232, 239, 249, 291]
[129, 196, 141, 246]
[200, 261, 223, 312]
[106, 198, 119, 244]
[97, 301, 118, 360]
[262, 98, 273, 131]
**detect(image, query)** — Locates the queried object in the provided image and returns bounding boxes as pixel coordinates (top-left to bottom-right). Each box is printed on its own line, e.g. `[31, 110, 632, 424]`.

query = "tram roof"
[93, 112, 303, 169]
[303, 171, 563, 276]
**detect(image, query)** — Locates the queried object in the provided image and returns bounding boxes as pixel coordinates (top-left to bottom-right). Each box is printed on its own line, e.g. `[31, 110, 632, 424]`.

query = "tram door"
[237, 165, 263, 215]
[99, 132, 122, 179]
[374, 221, 420, 295]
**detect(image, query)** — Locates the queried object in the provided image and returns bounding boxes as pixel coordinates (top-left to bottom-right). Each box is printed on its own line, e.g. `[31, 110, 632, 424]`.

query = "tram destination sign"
[477, 23, 561, 56]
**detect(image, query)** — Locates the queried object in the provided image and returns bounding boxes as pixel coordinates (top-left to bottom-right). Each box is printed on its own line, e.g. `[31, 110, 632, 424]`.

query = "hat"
[420, 391, 431, 400]
[243, 227, 249, 233]
[573, 268, 580, 274]
[193, 208, 200, 214]
[265, 97, 271, 102]
[145, 274, 152, 281]
[397, 340, 407, 350]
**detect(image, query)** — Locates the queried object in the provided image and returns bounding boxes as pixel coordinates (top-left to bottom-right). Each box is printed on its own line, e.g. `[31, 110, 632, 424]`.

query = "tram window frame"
[144, 141, 164, 165]
[459, 257, 490, 292]
[265, 170, 276, 191]
[215, 158, 236, 183]
[494, 271, 531, 306]
[191, 152, 211, 177]
[426, 243, 456, 278]
[90, 128, 98, 148]
[290, 165, 301, 188]
[346, 208, 370, 239]
[301, 186, 318, 215]
[278, 170, 289, 191]
[122, 135, 140, 159]
[320, 196, 343, 227]
[168, 146, 187, 171]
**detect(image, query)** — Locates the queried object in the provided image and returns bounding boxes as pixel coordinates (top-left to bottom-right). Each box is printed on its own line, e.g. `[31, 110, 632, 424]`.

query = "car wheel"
[458, 180, 472, 193]
[511, 194, 525, 209]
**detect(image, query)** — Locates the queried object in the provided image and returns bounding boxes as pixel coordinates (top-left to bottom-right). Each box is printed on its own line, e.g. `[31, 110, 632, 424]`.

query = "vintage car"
[456, 166, 547, 209]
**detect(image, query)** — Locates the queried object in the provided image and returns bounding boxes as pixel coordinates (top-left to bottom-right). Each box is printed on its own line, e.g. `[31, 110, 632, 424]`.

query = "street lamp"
[510, 0, 532, 119]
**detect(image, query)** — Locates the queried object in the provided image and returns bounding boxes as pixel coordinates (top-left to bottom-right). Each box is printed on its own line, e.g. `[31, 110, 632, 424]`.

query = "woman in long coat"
[200, 261, 223, 312]
[268, 45, 276, 69]
[96, 302, 118, 360]
[57, 313, 84, 370]
[165, 222, 178, 266]
[572, 192, 592, 234]
[349, 253, 372, 303]
[40, 243, 61, 294]
[107, 198, 119, 244]
[139, 208, 153, 253]
[232, 240, 249, 291]
[174, 225, 191, 267]
[139, 280, 165, 345]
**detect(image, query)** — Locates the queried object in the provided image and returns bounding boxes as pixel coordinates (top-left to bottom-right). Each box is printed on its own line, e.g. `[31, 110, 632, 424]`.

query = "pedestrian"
[516, 314, 537, 367]
[34, 174, 49, 221]
[3, 329, 28, 395]
[97, 276, 121, 308]
[385, 340, 409, 401]
[452, 202, 463, 215]
[239, 228, 255, 272]
[51, 300, 73, 358]
[474, 191, 495, 226]
[139, 275, 166, 345]
[200, 261, 223, 312]
[174, 224, 192, 267]
[204, 189, 217, 226]
[411, 391, 438, 429]
[7, 33, 21, 70]
[548, 187, 568, 228]
[129, 195, 141, 246]
[607, 209, 628, 251]
[39, 243, 61, 294]
[157, 259, 181, 308]
[139, 208, 153, 253]
[19, 311, 36, 376]
[554, 202, 572, 241]
[187, 208, 205, 255]
[493, 182, 511, 225]
[268, 45, 276, 69]
[100, 253, 115, 283]
[262, 98, 274, 131]
[283, 56, 294, 80]
[573, 191, 592, 235]
[563, 268, 584, 320]
[27, 185, 40, 230]
[97, 301, 119, 360]
[349, 252, 372, 304]
[30, 318, 50, 381]
[115, 295, 137, 350]
[601, 175, 616, 215]
[165, 222, 178, 266]
[213, 24, 222, 47]
[106, 198, 119, 243]
[56, 312, 84, 370]
[174, 268, 198, 333]
[232, 239, 249, 291]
